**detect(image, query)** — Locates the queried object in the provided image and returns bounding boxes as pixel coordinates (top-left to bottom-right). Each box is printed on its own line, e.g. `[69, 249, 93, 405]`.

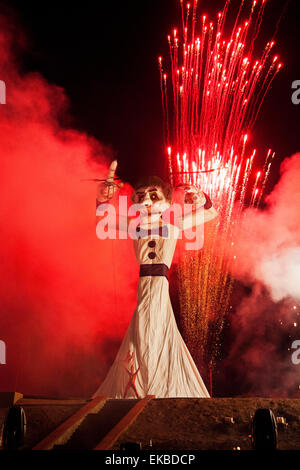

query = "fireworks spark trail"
[159, 0, 281, 371]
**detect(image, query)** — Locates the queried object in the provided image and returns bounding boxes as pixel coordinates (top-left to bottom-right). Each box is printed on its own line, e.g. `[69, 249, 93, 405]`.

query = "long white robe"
[93, 223, 209, 398]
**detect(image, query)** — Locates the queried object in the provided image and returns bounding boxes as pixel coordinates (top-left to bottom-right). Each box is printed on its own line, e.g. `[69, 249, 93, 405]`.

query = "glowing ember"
[159, 0, 282, 369]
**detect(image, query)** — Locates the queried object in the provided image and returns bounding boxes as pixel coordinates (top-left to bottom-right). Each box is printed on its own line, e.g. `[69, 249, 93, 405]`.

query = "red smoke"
[0, 16, 137, 397]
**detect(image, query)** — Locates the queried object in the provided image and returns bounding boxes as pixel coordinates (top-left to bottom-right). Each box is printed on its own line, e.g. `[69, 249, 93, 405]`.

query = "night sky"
[2, 0, 299, 189]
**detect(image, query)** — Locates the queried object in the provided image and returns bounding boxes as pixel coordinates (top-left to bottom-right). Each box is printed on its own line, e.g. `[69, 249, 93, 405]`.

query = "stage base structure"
[1, 396, 299, 450]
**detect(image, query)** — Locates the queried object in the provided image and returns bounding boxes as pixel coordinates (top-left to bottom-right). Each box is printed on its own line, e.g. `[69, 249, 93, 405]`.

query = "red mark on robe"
[122, 351, 140, 399]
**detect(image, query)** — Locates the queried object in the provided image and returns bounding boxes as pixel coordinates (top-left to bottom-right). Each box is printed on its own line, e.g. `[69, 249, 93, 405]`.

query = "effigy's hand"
[96, 160, 123, 203]
[177, 184, 206, 206]
[176, 185, 216, 230]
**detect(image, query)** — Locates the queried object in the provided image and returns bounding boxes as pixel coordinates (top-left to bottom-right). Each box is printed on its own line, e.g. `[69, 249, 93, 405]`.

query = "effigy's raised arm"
[96, 160, 137, 234]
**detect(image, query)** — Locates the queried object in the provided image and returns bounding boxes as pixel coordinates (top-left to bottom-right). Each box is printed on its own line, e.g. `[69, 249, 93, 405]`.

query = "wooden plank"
[94, 395, 155, 450]
[32, 396, 108, 450]
[16, 398, 88, 406]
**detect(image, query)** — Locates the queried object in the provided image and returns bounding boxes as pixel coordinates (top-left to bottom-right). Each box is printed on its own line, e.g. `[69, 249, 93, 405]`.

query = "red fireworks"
[159, 0, 281, 196]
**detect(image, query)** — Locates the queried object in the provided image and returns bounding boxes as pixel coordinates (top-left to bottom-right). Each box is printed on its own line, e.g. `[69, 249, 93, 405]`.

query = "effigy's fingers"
[106, 160, 118, 182]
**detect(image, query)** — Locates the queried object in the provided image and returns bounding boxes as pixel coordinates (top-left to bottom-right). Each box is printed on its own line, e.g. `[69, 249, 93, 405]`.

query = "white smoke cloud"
[230, 153, 300, 303]
[258, 246, 300, 301]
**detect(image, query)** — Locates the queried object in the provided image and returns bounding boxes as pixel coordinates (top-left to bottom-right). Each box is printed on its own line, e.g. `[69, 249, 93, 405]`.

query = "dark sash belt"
[139, 263, 169, 280]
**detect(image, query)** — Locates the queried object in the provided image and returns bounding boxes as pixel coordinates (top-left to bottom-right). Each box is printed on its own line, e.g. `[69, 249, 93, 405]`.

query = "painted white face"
[134, 186, 170, 223]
